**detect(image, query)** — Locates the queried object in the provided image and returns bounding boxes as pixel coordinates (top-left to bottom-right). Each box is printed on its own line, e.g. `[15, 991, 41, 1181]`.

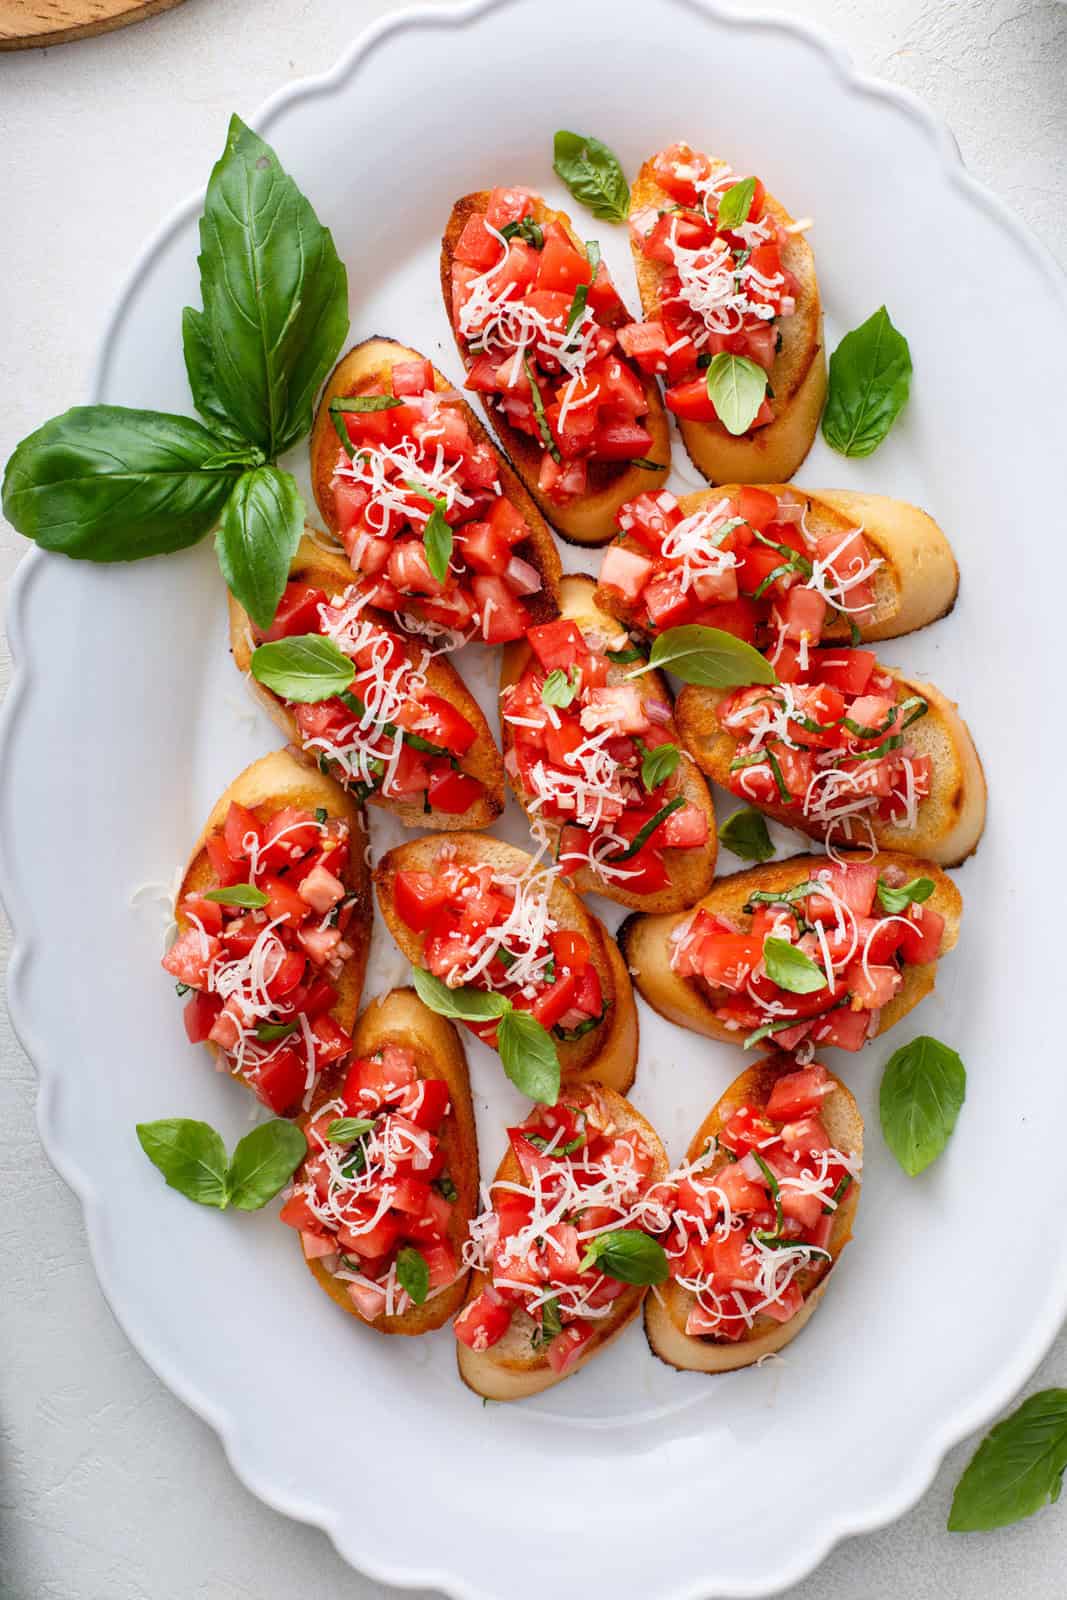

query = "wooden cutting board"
[0, 0, 186, 49]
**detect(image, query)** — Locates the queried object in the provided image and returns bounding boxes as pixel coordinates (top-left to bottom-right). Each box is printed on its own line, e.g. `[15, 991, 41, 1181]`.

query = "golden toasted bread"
[618, 852, 960, 1046]
[630, 153, 825, 484]
[375, 832, 638, 1094]
[296, 988, 479, 1336]
[229, 532, 506, 831]
[499, 574, 716, 910]
[441, 191, 671, 545]
[456, 1085, 669, 1399]
[645, 1055, 862, 1371]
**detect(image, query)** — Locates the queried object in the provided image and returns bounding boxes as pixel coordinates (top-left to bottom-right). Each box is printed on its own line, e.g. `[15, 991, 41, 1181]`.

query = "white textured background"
[1, 1, 1065, 1595]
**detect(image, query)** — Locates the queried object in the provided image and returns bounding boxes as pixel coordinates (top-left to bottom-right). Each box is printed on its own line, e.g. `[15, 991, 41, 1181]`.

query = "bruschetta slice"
[628, 144, 825, 484]
[161, 750, 372, 1115]
[619, 851, 960, 1054]
[644, 1054, 861, 1371]
[309, 337, 562, 645]
[441, 187, 670, 545]
[499, 574, 716, 911]
[278, 987, 479, 1334]
[453, 1085, 669, 1398]
[375, 834, 638, 1094]
[230, 533, 506, 830]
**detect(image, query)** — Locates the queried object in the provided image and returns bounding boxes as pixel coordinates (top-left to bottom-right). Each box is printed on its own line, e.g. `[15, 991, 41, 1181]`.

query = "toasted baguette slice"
[645, 1055, 861, 1372]
[594, 486, 959, 646]
[456, 1085, 669, 1399]
[175, 750, 371, 1103]
[499, 574, 716, 910]
[375, 833, 638, 1093]
[441, 192, 671, 545]
[630, 154, 825, 484]
[309, 335, 562, 629]
[619, 851, 961, 1047]
[296, 988, 479, 1336]
[676, 665, 986, 867]
[230, 532, 506, 831]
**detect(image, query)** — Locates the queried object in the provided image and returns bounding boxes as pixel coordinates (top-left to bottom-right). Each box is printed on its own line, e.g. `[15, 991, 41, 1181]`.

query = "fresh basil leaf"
[542, 667, 580, 709]
[949, 1390, 1067, 1531]
[565, 280, 590, 336]
[2, 407, 252, 561]
[411, 967, 510, 1023]
[188, 115, 348, 459]
[705, 353, 769, 436]
[256, 1019, 299, 1042]
[822, 306, 912, 458]
[203, 883, 269, 908]
[500, 217, 544, 249]
[762, 937, 827, 994]
[434, 1175, 458, 1202]
[540, 1297, 563, 1340]
[227, 1120, 306, 1211]
[606, 644, 645, 665]
[326, 1117, 374, 1143]
[496, 1009, 560, 1106]
[524, 359, 561, 462]
[879, 1035, 965, 1177]
[631, 624, 777, 688]
[422, 502, 454, 585]
[580, 1229, 668, 1285]
[716, 177, 755, 230]
[136, 1119, 230, 1208]
[609, 796, 684, 861]
[718, 807, 775, 863]
[330, 395, 403, 414]
[876, 876, 935, 914]
[629, 456, 667, 470]
[585, 240, 601, 278]
[396, 1245, 430, 1306]
[251, 633, 355, 702]
[214, 464, 304, 632]
[743, 1014, 811, 1050]
[640, 742, 680, 792]
[552, 130, 630, 223]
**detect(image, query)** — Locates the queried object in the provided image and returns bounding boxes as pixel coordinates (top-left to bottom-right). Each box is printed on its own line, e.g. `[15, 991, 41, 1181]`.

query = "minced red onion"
[645, 700, 672, 726]
[505, 556, 542, 595]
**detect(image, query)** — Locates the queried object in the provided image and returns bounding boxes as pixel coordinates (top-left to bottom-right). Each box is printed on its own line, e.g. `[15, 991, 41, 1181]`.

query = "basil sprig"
[716, 178, 756, 230]
[949, 1390, 1067, 1531]
[204, 883, 269, 909]
[629, 624, 777, 688]
[136, 1117, 305, 1210]
[3, 115, 348, 632]
[579, 1229, 669, 1284]
[553, 130, 630, 223]
[718, 807, 775, 863]
[762, 937, 827, 995]
[876, 876, 935, 914]
[705, 352, 768, 435]
[412, 968, 560, 1104]
[822, 306, 912, 458]
[879, 1035, 965, 1176]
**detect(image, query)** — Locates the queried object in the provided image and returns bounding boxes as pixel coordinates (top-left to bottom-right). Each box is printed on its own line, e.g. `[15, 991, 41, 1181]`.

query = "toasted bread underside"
[456, 1085, 670, 1398]
[441, 192, 671, 546]
[645, 1056, 862, 1371]
[309, 335, 563, 625]
[676, 664, 986, 868]
[374, 832, 639, 1093]
[618, 851, 962, 1047]
[176, 750, 372, 1100]
[300, 987, 479, 1336]
[499, 574, 717, 911]
[594, 486, 959, 646]
[229, 532, 507, 832]
[630, 158, 825, 485]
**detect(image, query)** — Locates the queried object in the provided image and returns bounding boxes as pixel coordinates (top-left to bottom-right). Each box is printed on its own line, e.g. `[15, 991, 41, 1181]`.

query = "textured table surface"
[2, 2, 1066, 1596]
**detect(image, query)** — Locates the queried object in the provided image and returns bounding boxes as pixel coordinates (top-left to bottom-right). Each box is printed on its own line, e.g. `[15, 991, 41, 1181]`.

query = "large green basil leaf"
[214, 464, 304, 631]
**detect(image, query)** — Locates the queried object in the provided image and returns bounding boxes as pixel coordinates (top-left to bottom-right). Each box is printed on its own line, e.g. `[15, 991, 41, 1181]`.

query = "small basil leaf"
[256, 1019, 299, 1042]
[705, 353, 769, 436]
[227, 1120, 307, 1211]
[326, 1117, 375, 1143]
[879, 1035, 966, 1177]
[631, 624, 777, 688]
[2, 407, 250, 561]
[396, 1245, 430, 1306]
[715, 178, 755, 230]
[136, 1119, 230, 1208]
[822, 306, 912, 458]
[204, 883, 269, 908]
[214, 464, 304, 632]
[552, 129, 630, 223]
[640, 742, 679, 792]
[542, 668, 580, 709]
[540, 1297, 563, 1340]
[949, 1390, 1067, 1531]
[762, 937, 827, 994]
[422, 502, 454, 585]
[876, 876, 935, 914]
[250, 633, 355, 702]
[496, 1009, 560, 1106]
[411, 967, 511, 1023]
[718, 807, 775, 863]
[580, 1229, 668, 1285]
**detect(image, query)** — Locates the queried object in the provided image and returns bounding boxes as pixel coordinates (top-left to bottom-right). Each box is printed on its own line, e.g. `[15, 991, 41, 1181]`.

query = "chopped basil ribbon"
[329, 394, 401, 452]
[585, 240, 601, 278]
[204, 883, 269, 908]
[742, 1015, 809, 1050]
[841, 695, 928, 740]
[744, 882, 824, 911]
[540, 1297, 564, 1341]
[823, 1173, 853, 1214]
[608, 795, 685, 861]
[500, 217, 544, 249]
[554, 1001, 609, 1042]
[606, 644, 645, 665]
[565, 280, 590, 336]
[255, 1019, 299, 1042]
[752, 1152, 784, 1240]
[730, 745, 791, 802]
[629, 456, 667, 471]
[524, 358, 561, 462]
